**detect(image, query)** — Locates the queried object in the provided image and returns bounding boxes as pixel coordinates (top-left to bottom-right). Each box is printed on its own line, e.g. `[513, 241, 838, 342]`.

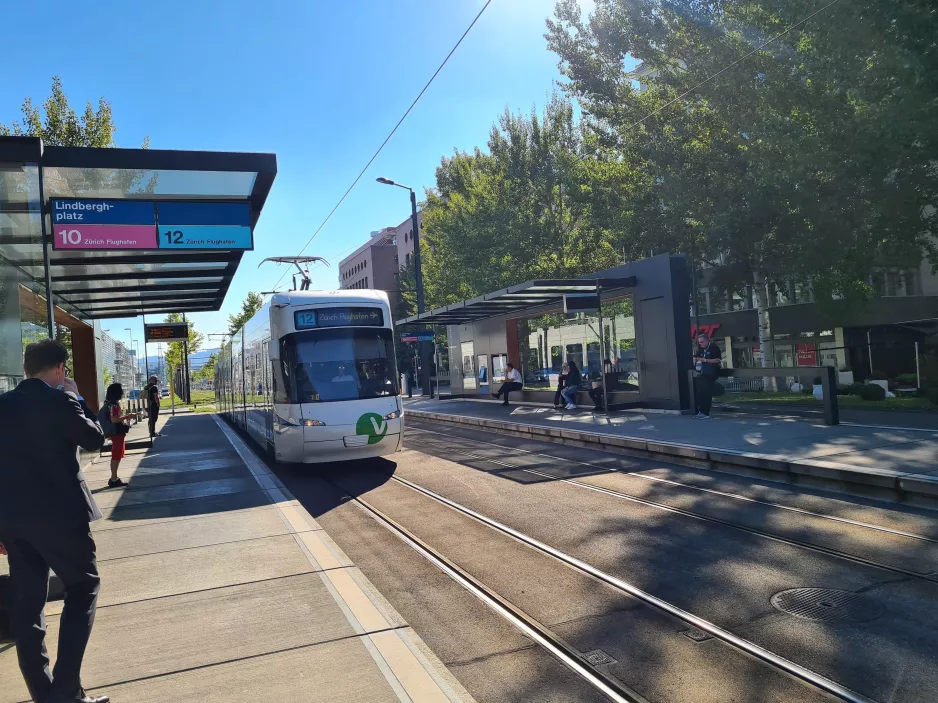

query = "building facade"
[693, 260, 938, 385]
[338, 228, 399, 304]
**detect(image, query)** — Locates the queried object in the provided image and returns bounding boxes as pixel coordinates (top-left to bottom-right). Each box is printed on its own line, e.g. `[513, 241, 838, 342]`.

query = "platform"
[404, 398, 938, 503]
[0, 413, 470, 703]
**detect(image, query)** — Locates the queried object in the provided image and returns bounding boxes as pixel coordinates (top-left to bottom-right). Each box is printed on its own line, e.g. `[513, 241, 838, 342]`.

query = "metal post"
[915, 341, 921, 389]
[597, 280, 609, 416]
[38, 162, 55, 339]
[867, 329, 874, 375]
[410, 189, 431, 397]
[183, 314, 191, 405]
[821, 366, 839, 426]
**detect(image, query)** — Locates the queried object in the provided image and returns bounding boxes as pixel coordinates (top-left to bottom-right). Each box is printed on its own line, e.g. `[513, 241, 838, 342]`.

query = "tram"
[216, 289, 404, 463]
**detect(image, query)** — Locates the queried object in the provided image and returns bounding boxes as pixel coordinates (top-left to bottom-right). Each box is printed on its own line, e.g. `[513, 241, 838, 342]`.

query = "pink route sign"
[53, 224, 158, 250]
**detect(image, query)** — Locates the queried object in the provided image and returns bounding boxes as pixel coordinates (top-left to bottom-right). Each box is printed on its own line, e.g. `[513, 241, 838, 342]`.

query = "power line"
[269, 0, 495, 293]
[625, 0, 844, 131]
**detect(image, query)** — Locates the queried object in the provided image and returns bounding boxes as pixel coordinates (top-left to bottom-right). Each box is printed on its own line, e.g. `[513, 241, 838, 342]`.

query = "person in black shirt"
[145, 376, 162, 438]
[693, 332, 722, 418]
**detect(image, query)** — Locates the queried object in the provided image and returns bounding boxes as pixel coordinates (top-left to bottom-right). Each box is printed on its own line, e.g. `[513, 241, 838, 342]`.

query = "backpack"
[97, 402, 116, 436]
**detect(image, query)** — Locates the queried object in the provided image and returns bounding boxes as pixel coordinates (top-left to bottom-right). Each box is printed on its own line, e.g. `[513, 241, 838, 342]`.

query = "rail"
[688, 366, 839, 426]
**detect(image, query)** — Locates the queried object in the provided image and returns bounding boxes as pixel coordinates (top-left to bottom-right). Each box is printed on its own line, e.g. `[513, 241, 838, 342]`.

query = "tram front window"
[282, 327, 399, 403]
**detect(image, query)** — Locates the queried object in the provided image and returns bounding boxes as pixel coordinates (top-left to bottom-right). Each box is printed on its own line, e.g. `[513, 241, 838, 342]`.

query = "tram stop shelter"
[397, 254, 696, 412]
[0, 136, 277, 408]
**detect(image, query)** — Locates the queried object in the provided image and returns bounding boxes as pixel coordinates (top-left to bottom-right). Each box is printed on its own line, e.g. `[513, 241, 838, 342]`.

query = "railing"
[688, 366, 839, 426]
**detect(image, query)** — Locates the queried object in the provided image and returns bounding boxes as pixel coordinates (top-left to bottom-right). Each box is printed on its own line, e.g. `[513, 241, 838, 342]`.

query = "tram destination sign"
[145, 322, 189, 341]
[51, 199, 253, 251]
[295, 307, 384, 330]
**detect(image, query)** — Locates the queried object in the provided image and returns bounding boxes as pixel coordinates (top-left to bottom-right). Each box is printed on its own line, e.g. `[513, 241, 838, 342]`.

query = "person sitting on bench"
[492, 363, 523, 405]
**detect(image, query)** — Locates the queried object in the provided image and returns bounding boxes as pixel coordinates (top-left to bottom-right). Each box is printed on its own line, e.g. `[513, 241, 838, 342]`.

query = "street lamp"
[125, 328, 138, 386]
[376, 177, 424, 313]
[377, 176, 431, 397]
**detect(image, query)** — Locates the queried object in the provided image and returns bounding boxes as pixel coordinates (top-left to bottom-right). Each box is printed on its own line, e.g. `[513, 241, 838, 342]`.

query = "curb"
[405, 409, 938, 506]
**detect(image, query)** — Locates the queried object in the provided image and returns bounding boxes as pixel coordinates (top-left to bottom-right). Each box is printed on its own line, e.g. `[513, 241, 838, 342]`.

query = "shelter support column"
[71, 324, 99, 410]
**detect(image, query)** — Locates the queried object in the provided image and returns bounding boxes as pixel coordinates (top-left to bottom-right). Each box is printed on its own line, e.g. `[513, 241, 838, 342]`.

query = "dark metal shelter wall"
[416, 254, 692, 411]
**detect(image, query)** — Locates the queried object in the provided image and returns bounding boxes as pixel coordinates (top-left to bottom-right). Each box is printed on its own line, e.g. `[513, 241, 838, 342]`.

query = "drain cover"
[681, 626, 714, 642]
[771, 588, 883, 623]
[583, 649, 617, 666]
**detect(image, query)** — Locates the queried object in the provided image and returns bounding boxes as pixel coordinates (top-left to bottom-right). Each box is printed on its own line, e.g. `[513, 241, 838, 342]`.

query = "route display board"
[145, 322, 189, 341]
[51, 199, 252, 251]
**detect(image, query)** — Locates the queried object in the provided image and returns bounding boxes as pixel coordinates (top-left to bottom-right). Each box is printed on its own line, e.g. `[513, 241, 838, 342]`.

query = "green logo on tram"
[356, 412, 388, 445]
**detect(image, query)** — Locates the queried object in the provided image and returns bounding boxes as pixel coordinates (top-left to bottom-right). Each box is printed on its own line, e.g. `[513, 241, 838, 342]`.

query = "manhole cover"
[583, 649, 617, 666]
[771, 588, 883, 623]
[681, 626, 714, 642]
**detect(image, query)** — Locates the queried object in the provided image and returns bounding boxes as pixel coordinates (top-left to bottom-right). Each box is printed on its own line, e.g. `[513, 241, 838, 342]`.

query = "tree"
[163, 313, 204, 383]
[547, 0, 938, 372]
[421, 94, 625, 308]
[103, 366, 113, 387]
[1, 76, 154, 193]
[193, 352, 217, 383]
[227, 292, 265, 335]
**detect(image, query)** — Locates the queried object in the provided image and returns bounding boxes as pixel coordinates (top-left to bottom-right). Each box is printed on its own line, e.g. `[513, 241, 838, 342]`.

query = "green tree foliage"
[546, 0, 938, 367]
[103, 365, 113, 387]
[421, 95, 627, 308]
[163, 313, 204, 377]
[0, 76, 116, 146]
[227, 292, 265, 335]
[1, 76, 153, 194]
[194, 353, 217, 383]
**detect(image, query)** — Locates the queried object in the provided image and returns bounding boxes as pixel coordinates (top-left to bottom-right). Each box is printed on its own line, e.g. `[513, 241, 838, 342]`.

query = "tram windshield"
[281, 327, 399, 403]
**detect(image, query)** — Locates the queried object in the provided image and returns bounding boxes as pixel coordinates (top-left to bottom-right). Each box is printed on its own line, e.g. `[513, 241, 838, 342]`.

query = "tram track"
[407, 423, 938, 545]
[408, 439, 938, 584]
[326, 469, 876, 703]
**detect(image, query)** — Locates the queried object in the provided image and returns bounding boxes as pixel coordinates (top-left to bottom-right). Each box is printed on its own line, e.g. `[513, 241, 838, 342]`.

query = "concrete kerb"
[405, 409, 938, 506]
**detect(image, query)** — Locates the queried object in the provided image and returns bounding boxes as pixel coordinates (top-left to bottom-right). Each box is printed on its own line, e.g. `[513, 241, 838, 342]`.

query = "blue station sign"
[50, 198, 254, 251]
[156, 202, 252, 250]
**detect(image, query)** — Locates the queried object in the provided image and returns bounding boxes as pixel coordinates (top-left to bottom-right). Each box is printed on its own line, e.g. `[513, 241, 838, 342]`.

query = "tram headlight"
[302, 419, 327, 426]
[383, 411, 400, 420]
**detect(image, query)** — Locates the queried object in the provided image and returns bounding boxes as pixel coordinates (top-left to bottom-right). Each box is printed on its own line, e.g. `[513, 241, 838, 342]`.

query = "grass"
[719, 391, 936, 412]
[168, 388, 216, 408]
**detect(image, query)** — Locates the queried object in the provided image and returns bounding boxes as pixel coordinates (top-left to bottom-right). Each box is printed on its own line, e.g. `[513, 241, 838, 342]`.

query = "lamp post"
[376, 176, 432, 397]
[125, 328, 138, 387]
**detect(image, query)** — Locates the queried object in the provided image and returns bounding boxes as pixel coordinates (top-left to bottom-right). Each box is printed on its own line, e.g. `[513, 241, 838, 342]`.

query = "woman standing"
[104, 383, 134, 487]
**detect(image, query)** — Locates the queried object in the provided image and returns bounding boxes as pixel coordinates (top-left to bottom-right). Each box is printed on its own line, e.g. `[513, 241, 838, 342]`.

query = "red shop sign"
[796, 343, 816, 366]
[691, 323, 721, 339]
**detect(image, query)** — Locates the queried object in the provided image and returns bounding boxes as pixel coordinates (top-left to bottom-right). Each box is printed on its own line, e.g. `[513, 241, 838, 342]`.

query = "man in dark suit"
[0, 340, 108, 703]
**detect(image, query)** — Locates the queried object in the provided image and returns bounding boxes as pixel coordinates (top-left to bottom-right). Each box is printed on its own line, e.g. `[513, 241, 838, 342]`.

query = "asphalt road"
[266, 418, 938, 703]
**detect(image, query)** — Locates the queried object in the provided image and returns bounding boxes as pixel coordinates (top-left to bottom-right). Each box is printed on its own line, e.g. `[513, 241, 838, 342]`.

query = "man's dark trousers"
[494, 381, 522, 403]
[148, 403, 159, 436]
[1, 519, 100, 702]
[696, 375, 716, 416]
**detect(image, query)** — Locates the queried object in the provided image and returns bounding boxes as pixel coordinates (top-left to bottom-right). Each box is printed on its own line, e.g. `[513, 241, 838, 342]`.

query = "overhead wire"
[267, 0, 495, 294]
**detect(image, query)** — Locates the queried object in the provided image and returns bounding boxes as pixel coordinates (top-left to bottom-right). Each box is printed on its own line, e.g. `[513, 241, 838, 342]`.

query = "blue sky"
[2, 0, 581, 353]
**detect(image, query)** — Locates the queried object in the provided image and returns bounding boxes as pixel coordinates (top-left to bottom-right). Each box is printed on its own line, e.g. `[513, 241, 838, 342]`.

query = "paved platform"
[404, 398, 938, 503]
[1, 413, 471, 703]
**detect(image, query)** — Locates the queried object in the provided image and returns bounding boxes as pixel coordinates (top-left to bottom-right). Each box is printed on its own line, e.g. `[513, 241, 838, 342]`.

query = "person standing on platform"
[145, 375, 162, 438]
[101, 383, 133, 488]
[0, 339, 109, 703]
[491, 362, 523, 406]
[693, 332, 723, 419]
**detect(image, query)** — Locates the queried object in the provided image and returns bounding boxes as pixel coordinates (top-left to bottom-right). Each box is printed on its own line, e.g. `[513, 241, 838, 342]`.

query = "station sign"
[563, 293, 600, 313]
[144, 322, 189, 341]
[401, 333, 435, 343]
[50, 199, 252, 251]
